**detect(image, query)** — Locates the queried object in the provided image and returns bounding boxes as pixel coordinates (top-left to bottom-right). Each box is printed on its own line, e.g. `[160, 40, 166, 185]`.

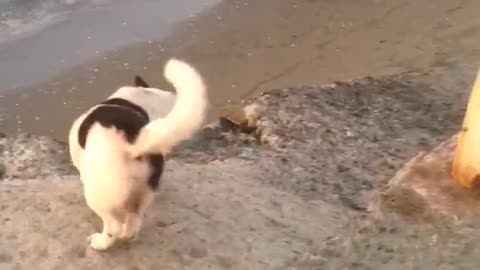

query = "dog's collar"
[99, 98, 149, 121]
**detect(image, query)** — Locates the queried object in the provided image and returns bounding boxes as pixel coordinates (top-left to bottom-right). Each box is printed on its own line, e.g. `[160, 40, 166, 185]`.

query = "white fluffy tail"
[132, 58, 208, 155]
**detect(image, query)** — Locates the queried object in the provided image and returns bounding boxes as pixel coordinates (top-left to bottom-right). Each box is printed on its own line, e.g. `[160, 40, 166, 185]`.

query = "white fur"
[129, 59, 208, 156]
[68, 58, 207, 250]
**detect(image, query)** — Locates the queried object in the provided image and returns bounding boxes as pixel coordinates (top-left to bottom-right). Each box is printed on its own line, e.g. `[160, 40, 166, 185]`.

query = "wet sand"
[1, 0, 480, 140]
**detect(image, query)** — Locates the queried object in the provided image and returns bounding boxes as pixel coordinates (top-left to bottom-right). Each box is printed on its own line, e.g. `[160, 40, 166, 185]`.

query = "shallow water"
[0, 0, 219, 91]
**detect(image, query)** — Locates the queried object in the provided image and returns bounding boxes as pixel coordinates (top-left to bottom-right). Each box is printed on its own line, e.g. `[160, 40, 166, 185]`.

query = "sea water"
[0, 0, 219, 92]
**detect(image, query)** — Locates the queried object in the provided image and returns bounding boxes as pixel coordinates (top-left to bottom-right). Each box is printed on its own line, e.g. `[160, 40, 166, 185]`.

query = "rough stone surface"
[0, 133, 76, 181]
[332, 133, 480, 270]
[0, 161, 350, 270]
[369, 134, 480, 221]
[178, 64, 472, 210]
[1, 63, 479, 269]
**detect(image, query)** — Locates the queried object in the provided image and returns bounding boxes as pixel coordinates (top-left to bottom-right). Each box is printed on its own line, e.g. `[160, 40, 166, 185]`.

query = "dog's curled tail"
[132, 58, 208, 156]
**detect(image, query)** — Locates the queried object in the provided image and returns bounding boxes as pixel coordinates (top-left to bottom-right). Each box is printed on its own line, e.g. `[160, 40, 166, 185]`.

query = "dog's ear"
[134, 75, 150, 88]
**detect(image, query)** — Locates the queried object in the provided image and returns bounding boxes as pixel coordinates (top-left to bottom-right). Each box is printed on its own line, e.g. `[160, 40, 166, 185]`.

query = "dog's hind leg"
[88, 212, 122, 251]
[121, 190, 154, 240]
[122, 212, 144, 240]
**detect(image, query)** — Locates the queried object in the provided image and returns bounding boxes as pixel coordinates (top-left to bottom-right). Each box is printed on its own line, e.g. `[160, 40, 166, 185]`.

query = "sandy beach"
[0, 0, 479, 140]
[2, 1, 480, 269]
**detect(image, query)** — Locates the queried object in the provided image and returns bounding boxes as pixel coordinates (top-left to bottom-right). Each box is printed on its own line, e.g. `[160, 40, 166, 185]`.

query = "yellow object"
[452, 69, 480, 188]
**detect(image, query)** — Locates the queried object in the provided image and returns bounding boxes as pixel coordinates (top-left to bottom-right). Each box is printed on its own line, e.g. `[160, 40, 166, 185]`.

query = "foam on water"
[0, 0, 115, 44]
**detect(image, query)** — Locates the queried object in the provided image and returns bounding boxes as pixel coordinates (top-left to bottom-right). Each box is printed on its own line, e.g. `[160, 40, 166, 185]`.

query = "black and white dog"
[68, 59, 207, 250]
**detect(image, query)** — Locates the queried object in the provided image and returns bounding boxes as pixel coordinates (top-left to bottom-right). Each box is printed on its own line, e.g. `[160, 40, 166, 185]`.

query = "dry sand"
[1, 0, 479, 140]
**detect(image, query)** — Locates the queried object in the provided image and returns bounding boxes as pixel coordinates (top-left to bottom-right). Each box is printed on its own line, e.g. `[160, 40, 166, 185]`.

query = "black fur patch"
[77, 105, 148, 148]
[100, 98, 149, 120]
[134, 75, 150, 88]
[146, 154, 164, 190]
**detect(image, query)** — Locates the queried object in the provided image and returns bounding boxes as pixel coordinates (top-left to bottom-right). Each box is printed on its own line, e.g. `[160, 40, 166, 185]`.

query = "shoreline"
[2, 0, 480, 268]
[0, 0, 220, 90]
[2, 0, 480, 140]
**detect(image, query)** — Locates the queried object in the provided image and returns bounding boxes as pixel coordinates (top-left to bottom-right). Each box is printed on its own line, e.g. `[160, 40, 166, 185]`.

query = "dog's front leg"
[88, 213, 121, 251]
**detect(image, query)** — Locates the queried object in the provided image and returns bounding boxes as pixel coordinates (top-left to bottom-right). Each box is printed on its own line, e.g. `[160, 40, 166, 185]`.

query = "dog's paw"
[118, 230, 138, 242]
[87, 233, 115, 251]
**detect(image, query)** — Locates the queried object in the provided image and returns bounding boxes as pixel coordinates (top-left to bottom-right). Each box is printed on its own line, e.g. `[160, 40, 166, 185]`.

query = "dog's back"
[68, 72, 176, 172]
[108, 84, 176, 121]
